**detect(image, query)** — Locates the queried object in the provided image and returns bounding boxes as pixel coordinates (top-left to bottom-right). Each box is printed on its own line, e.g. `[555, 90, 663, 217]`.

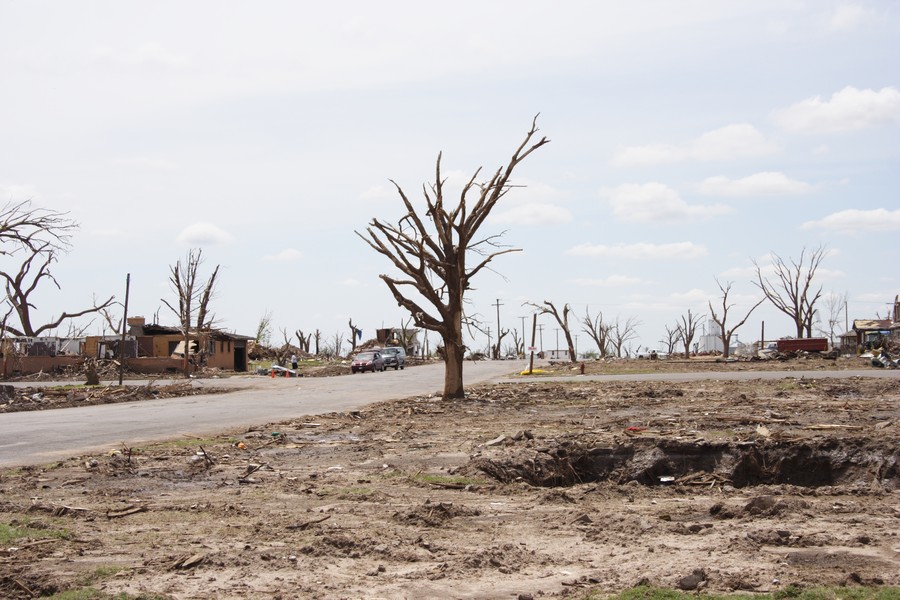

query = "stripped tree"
[708, 279, 764, 358]
[753, 245, 827, 338]
[581, 307, 611, 358]
[162, 248, 219, 375]
[526, 300, 577, 362]
[358, 118, 548, 398]
[676, 309, 702, 359]
[0, 200, 114, 338]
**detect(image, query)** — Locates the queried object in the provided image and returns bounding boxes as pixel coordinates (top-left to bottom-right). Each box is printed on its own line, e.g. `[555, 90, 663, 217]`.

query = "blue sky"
[1, 1, 898, 355]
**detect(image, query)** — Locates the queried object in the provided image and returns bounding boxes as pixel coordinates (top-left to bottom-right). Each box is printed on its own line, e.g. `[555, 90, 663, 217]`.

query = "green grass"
[581, 585, 900, 600]
[0, 519, 71, 544]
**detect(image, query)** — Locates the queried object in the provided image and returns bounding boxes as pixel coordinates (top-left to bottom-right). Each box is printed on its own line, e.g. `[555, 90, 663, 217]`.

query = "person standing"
[291, 353, 298, 370]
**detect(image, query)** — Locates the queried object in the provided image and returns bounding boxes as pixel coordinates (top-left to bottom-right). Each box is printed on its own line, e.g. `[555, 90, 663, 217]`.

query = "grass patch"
[76, 565, 127, 587]
[49, 590, 170, 600]
[0, 519, 71, 544]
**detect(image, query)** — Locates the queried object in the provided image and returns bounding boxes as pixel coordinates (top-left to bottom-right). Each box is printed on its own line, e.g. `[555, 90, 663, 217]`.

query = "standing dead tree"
[510, 328, 524, 357]
[581, 307, 611, 358]
[676, 309, 702, 359]
[526, 300, 577, 362]
[817, 291, 848, 348]
[660, 324, 680, 356]
[753, 245, 827, 338]
[708, 279, 764, 358]
[0, 202, 114, 338]
[0, 200, 77, 255]
[161, 248, 220, 376]
[609, 316, 641, 358]
[295, 330, 312, 353]
[1, 242, 114, 337]
[493, 328, 510, 359]
[358, 118, 548, 398]
[348, 319, 362, 351]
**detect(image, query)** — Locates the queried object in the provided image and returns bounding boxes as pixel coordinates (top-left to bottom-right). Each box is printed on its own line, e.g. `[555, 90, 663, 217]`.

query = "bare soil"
[1, 360, 898, 599]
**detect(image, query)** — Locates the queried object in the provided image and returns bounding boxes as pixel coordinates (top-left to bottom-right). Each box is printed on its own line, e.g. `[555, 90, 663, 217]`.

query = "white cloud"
[263, 248, 303, 262]
[569, 275, 645, 287]
[567, 241, 708, 260]
[773, 86, 900, 133]
[176, 222, 235, 245]
[699, 172, 813, 197]
[609, 183, 731, 222]
[802, 208, 900, 233]
[489, 203, 572, 225]
[612, 124, 778, 167]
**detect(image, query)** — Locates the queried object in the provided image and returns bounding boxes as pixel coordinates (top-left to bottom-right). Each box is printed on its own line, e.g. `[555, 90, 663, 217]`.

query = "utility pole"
[118, 273, 130, 386]
[492, 298, 503, 359]
[486, 326, 491, 358]
[554, 328, 560, 353]
[537, 324, 544, 353]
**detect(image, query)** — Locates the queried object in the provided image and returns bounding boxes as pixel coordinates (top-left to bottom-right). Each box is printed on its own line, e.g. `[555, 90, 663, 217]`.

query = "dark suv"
[380, 347, 406, 370]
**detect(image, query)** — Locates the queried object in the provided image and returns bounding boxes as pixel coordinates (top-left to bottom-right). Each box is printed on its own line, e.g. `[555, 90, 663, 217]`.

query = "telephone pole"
[492, 299, 504, 359]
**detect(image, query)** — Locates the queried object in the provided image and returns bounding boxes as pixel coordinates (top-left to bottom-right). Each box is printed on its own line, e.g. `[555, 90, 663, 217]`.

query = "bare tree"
[660, 324, 680, 356]
[313, 329, 322, 355]
[1, 243, 114, 337]
[581, 307, 611, 358]
[295, 330, 312, 353]
[510, 328, 524, 357]
[161, 248, 220, 375]
[327, 330, 343, 358]
[817, 291, 848, 347]
[0, 200, 77, 255]
[526, 300, 576, 362]
[493, 327, 510, 359]
[676, 309, 702, 359]
[358, 118, 548, 398]
[348, 318, 361, 351]
[753, 245, 827, 338]
[609, 316, 640, 358]
[708, 279, 764, 358]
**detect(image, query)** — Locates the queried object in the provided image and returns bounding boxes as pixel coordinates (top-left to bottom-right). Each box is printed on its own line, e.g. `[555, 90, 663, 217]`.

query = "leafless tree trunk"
[676, 309, 702, 359]
[817, 291, 848, 347]
[510, 328, 524, 357]
[358, 118, 548, 398]
[329, 331, 343, 358]
[1, 243, 114, 337]
[581, 307, 611, 358]
[161, 248, 220, 376]
[314, 329, 322, 355]
[753, 245, 827, 338]
[660, 324, 680, 356]
[526, 300, 577, 362]
[295, 330, 312, 353]
[708, 279, 764, 358]
[493, 328, 509, 359]
[348, 319, 361, 351]
[609, 316, 640, 358]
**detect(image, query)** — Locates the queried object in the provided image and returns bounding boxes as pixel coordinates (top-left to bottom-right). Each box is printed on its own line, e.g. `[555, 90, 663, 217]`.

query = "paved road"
[1, 364, 897, 468]
[0, 361, 523, 468]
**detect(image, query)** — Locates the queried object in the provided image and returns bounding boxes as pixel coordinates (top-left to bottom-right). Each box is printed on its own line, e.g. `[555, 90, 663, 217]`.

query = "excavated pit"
[470, 438, 899, 488]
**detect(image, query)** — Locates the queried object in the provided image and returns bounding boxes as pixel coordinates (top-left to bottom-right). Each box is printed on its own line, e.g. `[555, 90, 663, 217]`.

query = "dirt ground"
[1, 358, 898, 599]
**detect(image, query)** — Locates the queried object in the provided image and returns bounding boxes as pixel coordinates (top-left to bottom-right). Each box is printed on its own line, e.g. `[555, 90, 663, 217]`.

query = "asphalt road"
[0, 360, 522, 468]
[1, 363, 897, 468]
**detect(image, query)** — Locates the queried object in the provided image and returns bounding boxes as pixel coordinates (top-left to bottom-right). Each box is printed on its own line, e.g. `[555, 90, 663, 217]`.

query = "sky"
[1, 1, 898, 356]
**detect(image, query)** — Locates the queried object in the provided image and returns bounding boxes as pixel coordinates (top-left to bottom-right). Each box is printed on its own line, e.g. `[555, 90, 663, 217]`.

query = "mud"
[0, 372, 898, 599]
